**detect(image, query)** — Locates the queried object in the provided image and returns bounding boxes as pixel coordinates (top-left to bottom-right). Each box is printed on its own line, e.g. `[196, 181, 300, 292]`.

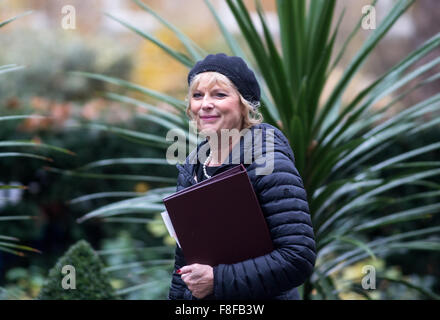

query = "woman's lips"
[200, 115, 220, 123]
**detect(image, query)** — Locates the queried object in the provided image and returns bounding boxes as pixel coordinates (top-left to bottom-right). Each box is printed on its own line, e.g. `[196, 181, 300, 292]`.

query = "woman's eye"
[216, 92, 227, 97]
[192, 93, 202, 98]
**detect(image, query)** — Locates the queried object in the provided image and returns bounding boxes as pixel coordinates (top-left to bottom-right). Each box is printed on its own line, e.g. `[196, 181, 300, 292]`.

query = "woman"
[168, 53, 316, 300]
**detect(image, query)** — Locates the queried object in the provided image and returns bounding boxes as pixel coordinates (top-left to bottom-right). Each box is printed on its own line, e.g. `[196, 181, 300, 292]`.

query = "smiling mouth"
[200, 115, 220, 122]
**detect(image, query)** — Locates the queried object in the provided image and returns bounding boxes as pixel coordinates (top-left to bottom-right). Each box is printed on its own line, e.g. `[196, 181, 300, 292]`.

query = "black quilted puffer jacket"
[168, 123, 316, 300]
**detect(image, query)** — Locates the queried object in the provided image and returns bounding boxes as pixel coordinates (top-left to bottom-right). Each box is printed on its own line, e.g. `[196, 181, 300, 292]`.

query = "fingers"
[177, 264, 214, 299]
[179, 263, 205, 275]
[179, 264, 201, 284]
[178, 264, 210, 283]
[178, 264, 195, 275]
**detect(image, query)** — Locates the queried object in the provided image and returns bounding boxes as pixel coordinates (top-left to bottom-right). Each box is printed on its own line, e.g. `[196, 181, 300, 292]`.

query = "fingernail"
[176, 269, 181, 274]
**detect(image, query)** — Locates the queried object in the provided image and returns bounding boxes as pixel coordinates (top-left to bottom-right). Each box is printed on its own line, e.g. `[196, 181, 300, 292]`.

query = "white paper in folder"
[160, 210, 181, 248]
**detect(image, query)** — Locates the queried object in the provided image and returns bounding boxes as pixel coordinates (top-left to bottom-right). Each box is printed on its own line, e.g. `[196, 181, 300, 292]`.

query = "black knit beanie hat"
[187, 53, 261, 108]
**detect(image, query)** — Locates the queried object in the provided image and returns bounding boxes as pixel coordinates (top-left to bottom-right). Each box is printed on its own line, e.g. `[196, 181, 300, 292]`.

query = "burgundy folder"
[163, 164, 273, 266]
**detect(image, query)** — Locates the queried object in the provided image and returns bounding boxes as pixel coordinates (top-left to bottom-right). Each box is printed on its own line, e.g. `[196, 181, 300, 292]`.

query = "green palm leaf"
[104, 12, 194, 68]
[131, 0, 206, 60]
[0, 11, 32, 28]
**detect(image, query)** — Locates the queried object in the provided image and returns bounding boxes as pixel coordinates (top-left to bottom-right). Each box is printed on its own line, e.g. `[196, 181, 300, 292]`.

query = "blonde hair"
[186, 72, 263, 130]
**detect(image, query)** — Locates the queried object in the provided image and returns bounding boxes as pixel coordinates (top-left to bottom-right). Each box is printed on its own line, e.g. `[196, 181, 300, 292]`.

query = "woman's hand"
[178, 263, 214, 299]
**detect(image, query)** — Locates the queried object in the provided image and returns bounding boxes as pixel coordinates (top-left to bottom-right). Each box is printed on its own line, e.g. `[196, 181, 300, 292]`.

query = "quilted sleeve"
[212, 134, 316, 299]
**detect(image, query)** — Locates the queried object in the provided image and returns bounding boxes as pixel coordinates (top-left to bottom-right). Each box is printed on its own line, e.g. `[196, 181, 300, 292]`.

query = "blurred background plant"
[0, 11, 81, 266]
[0, 0, 439, 300]
[37, 240, 119, 300]
[0, 4, 177, 299]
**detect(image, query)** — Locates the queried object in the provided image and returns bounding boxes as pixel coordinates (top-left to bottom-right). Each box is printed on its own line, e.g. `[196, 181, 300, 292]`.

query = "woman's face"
[190, 73, 243, 136]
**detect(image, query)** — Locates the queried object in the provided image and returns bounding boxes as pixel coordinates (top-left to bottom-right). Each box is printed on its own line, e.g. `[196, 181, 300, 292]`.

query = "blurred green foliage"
[98, 231, 174, 299]
[0, 265, 45, 299]
[0, 114, 176, 281]
[37, 240, 118, 300]
[0, 28, 177, 295]
[0, 30, 133, 103]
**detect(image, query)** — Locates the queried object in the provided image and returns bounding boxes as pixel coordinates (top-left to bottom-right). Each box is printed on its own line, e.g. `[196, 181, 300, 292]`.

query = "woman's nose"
[201, 95, 214, 109]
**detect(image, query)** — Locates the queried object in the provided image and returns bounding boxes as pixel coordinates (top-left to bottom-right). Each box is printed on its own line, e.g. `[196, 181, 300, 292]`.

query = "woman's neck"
[206, 133, 241, 166]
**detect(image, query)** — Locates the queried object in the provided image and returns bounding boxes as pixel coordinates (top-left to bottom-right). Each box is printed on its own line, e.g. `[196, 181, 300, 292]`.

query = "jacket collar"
[176, 123, 271, 184]
[176, 139, 208, 185]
